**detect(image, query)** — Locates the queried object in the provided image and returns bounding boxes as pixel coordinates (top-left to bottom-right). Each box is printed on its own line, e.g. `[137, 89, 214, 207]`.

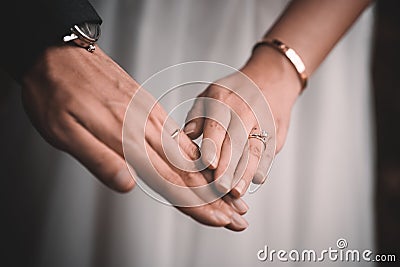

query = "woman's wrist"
[241, 45, 302, 106]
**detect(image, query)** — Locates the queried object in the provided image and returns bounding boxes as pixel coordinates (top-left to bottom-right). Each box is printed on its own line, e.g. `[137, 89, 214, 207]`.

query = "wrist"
[22, 44, 93, 87]
[241, 45, 302, 106]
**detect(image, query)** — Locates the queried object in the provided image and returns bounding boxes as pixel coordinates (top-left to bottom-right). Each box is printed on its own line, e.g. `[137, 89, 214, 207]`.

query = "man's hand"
[21, 45, 249, 231]
[22, 45, 135, 192]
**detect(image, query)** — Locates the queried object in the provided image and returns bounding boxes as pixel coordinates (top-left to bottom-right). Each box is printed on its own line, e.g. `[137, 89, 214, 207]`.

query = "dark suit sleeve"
[0, 0, 102, 81]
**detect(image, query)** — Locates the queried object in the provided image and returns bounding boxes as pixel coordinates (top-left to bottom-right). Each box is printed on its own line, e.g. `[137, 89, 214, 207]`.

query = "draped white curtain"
[35, 1, 375, 266]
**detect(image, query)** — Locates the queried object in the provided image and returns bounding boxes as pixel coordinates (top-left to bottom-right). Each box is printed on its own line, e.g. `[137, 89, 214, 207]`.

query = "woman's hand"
[22, 45, 248, 231]
[184, 45, 302, 197]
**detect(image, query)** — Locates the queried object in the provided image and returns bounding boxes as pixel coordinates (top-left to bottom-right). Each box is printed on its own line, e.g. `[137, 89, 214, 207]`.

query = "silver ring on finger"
[248, 130, 268, 150]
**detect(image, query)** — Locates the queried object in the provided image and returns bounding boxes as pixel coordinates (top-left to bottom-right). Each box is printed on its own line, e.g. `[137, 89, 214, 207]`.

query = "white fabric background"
[34, 1, 375, 266]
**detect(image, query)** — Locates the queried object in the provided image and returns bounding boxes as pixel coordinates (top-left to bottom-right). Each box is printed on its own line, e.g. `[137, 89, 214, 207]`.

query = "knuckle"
[214, 199, 225, 210]
[206, 120, 223, 131]
[164, 172, 181, 187]
[44, 117, 69, 149]
[249, 143, 262, 158]
[182, 172, 198, 186]
[209, 86, 228, 100]
[106, 102, 127, 125]
[235, 100, 251, 114]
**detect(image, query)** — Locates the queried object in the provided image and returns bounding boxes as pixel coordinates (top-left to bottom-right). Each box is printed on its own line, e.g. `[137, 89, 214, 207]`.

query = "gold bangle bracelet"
[252, 39, 308, 91]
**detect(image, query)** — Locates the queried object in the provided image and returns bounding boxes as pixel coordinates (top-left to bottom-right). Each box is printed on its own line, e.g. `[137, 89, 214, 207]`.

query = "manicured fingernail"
[216, 176, 231, 193]
[200, 142, 217, 169]
[231, 198, 249, 214]
[213, 210, 231, 225]
[184, 121, 196, 134]
[253, 171, 266, 184]
[231, 213, 249, 229]
[231, 179, 246, 198]
[113, 169, 134, 191]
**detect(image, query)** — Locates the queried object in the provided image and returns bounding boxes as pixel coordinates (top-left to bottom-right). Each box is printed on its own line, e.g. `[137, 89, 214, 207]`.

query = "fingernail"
[113, 169, 134, 191]
[200, 144, 217, 169]
[213, 210, 231, 225]
[253, 171, 266, 184]
[216, 176, 231, 193]
[184, 121, 196, 134]
[231, 179, 246, 198]
[231, 213, 249, 229]
[231, 198, 249, 214]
